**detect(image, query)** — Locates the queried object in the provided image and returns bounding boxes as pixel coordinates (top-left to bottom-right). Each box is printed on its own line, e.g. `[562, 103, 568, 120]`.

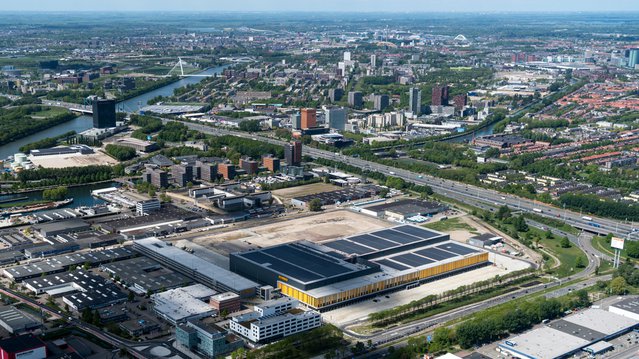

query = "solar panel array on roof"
[323, 225, 448, 257]
[323, 240, 371, 255]
[374, 259, 410, 271]
[391, 253, 435, 267]
[436, 242, 478, 256]
[349, 234, 397, 250]
[415, 247, 457, 261]
[262, 246, 352, 278]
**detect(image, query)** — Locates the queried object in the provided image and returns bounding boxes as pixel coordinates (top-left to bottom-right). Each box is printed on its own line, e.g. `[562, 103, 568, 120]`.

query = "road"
[169, 120, 637, 240]
[0, 287, 149, 359]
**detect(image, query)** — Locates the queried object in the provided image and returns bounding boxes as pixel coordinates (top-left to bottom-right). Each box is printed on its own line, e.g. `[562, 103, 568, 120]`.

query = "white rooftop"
[563, 308, 638, 335]
[499, 327, 590, 359]
[152, 286, 216, 322]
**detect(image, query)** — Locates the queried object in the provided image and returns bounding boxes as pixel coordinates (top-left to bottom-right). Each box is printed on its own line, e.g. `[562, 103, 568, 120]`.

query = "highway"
[171, 120, 636, 239]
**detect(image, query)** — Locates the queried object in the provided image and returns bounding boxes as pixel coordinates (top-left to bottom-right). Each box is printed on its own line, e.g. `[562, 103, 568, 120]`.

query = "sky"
[4, 0, 639, 12]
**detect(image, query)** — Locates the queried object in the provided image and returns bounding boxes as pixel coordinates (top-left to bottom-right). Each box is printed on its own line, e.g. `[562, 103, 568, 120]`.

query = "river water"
[0, 65, 228, 159]
[0, 65, 228, 205]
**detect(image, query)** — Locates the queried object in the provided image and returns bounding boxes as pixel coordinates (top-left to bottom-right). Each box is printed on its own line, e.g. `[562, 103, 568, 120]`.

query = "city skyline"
[3, 0, 639, 12]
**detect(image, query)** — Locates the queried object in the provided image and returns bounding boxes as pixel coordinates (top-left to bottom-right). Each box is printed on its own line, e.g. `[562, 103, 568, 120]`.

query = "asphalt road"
[170, 120, 638, 239]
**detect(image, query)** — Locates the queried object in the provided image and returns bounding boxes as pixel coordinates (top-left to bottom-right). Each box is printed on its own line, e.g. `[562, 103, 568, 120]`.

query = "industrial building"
[0, 335, 47, 359]
[609, 297, 639, 321]
[100, 257, 191, 294]
[30, 145, 94, 157]
[229, 298, 321, 343]
[23, 270, 127, 311]
[176, 317, 244, 358]
[151, 284, 217, 324]
[0, 306, 40, 334]
[498, 308, 639, 359]
[468, 233, 503, 248]
[3, 247, 135, 281]
[360, 199, 448, 221]
[32, 218, 91, 238]
[230, 225, 489, 310]
[291, 186, 379, 208]
[134, 238, 259, 297]
[107, 138, 158, 152]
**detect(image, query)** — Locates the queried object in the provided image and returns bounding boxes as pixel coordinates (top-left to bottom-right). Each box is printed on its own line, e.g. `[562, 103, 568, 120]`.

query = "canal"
[0, 64, 229, 159]
[0, 181, 117, 210]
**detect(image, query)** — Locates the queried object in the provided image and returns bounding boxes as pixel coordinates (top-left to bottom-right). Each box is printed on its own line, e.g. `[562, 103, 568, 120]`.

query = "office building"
[300, 108, 317, 129]
[348, 91, 363, 109]
[371, 54, 377, 67]
[217, 163, 236, 180]
[230, 225, 488, 311]
[328, 88, 343, 102]
[196, 161, 217, 182]
[453, 94, 468, 112]
[92, 98, 116, 129]
[176, 318, 244, 358]
[239, 157, 259, 175]
[290, 113, 301, 130]
[136, 199, 161, 216]
[432, 84, 450, 106]
[326, 107, 347, 131]
[145, 168, 169, 188]
[409, 87, 422, 115]
[229, 298, 321, 343]
[262, 155, 280, 172]
[343, 51, 351, 61]
[172, 164, 194, 187]
[374, 94, 390, 111]
[284, 141, 302, 167]
[210, 292, 242, 314]
[629, 49, 639, 68]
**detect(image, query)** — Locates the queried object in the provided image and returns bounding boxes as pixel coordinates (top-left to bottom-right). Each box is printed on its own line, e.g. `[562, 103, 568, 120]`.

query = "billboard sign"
[611, 237, 625, 250]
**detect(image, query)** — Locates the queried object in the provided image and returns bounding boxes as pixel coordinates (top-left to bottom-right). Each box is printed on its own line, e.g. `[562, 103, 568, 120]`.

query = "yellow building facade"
[278, 252, 489, 309]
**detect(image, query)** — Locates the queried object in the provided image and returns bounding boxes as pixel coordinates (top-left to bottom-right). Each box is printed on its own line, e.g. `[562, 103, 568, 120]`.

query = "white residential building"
[229, 298, 321, 343]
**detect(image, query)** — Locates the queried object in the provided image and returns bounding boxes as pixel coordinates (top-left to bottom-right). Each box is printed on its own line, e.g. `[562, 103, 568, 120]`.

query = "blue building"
[176, 318, 244, 358]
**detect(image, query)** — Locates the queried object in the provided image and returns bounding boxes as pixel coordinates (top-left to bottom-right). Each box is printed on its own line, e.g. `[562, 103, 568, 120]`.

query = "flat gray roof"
[134, 238, 258, 293]
[561, 308, 637, 336]
[610, 297, 639, 315]
[0, 306, 39, 333]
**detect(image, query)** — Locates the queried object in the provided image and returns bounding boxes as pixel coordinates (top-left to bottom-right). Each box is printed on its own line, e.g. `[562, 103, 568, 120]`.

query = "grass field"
[424, 217, 478, 233]
[535, 228, 587, 278]
[30, 106, 70, 118]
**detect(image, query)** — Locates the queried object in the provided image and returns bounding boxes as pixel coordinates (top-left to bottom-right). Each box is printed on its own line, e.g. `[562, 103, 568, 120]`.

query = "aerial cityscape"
[0, 2, 639, 359]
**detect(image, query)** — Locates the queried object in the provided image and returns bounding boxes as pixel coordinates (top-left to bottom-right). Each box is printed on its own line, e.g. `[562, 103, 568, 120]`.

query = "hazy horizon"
[3, 0, 639, 12]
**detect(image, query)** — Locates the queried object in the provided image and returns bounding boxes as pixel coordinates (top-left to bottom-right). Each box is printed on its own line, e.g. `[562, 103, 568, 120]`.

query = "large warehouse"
[230, 225, 489, 310]
[498, 308, 639, 359]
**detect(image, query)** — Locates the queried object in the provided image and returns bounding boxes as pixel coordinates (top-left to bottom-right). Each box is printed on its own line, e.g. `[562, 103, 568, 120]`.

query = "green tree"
[496, 205, 511, 220]
[308, 198, 323, 212]
[575, 256, 586, 268]
[610, 276, 628, 295]
[560, 237, 571, 248]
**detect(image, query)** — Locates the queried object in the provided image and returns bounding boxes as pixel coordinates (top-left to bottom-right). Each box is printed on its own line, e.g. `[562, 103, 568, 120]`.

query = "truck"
[582, 216, 593, 221]
[389, 171, 396, 175]
[533, 208, 543, 213]
[588, 222, 601, 228]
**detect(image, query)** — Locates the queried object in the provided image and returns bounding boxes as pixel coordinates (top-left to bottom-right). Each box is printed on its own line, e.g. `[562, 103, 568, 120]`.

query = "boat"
[1, 198, 74, 216]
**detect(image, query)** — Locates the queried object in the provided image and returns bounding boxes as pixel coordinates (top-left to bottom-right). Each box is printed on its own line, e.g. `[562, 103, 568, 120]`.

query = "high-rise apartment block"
[432, 84, 449, 106]
[409, 87, 422, 115]
[300, 108, 317, 129]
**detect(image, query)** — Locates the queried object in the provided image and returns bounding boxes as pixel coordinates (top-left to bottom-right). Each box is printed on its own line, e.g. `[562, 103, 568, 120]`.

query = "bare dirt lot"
[192, 209, 392, 254]
[272, 183, 339, 200]
[29, 151, 118, 168]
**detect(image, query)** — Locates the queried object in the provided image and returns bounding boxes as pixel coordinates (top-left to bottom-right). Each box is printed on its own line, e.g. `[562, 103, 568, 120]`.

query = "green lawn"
[424, 217, 478, 233]
[30, 106, 70, 118]
[535, 228, 587, 278]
